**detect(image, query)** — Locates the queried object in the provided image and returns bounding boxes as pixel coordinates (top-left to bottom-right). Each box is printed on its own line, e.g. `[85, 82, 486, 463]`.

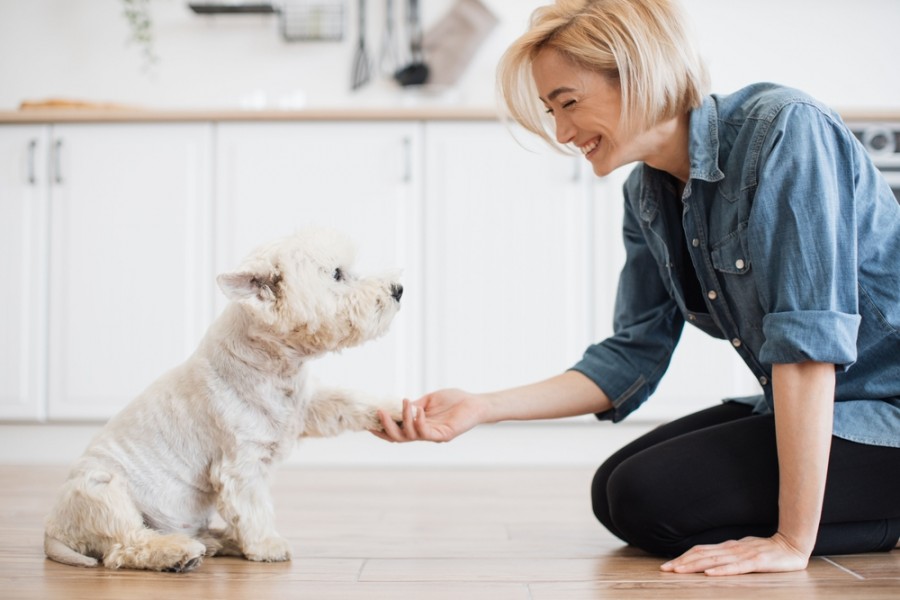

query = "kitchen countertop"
[0, 106, 502, 123]
[2, 106, 900, 124]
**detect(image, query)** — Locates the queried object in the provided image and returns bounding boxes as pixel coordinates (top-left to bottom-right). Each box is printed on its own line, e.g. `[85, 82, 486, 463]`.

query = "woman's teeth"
[580, 139, 599, 155]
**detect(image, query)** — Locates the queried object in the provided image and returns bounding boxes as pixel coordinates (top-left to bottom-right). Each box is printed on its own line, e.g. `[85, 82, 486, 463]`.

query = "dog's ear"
[216, 262, 282, 304]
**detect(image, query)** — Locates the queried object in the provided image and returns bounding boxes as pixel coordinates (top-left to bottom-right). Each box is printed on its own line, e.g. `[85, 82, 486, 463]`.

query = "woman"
[375, 0, 900, 576]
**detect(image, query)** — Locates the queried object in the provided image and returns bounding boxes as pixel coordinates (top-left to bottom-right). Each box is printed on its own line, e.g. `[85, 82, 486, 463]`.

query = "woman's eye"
[562, 99, 576, 109]
[333, 268, 344, 282]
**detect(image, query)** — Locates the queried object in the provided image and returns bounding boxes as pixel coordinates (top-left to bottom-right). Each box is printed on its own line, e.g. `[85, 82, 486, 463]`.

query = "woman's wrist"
[479, 391, 510, 425]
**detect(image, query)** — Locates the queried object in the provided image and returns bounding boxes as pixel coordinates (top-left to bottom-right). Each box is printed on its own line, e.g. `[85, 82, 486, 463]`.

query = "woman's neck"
[642, 112, 691, 184]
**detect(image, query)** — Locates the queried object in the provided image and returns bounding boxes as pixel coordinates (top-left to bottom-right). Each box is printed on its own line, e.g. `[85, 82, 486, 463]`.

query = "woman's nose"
[554, 113, 576, 145]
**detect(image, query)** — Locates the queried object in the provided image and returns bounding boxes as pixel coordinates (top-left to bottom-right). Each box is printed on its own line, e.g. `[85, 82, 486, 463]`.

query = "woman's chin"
[590, 161, 616, 178]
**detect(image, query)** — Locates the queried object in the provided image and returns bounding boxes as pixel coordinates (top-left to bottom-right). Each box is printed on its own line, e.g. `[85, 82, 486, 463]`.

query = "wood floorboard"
[0, 465, 895, 599]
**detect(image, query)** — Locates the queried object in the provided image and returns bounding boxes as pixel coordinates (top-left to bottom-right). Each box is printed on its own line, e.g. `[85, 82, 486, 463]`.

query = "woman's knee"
[597, 455, 685, 557]
[590, 458, 617, 533]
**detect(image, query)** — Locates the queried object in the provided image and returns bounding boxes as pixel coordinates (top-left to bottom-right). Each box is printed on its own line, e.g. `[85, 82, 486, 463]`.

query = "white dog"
[44, 229, 404, 572]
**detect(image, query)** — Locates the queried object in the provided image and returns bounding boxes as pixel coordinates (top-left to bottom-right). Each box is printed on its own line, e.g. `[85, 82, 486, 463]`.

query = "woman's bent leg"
[592, 405, 900, 557]
[591, 403, 754, 544]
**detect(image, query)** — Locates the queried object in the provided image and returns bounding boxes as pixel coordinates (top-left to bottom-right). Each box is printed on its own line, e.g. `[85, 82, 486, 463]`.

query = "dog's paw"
[243, 535, 292, 562]
[162, 553, 203, 573]
[365, 399, 407, 432]
[163, 539, 206, 573]
[107, 535, 206, 572]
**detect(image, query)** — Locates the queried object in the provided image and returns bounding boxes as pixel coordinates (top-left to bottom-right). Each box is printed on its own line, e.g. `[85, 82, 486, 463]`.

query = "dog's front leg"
[302, 386, 404, 437]
[211, 461, 291, 562]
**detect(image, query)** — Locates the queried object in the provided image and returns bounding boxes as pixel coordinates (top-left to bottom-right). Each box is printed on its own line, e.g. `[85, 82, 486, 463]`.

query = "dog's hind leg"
[104, 529, 206, 572]
[45, 469, 205, 572]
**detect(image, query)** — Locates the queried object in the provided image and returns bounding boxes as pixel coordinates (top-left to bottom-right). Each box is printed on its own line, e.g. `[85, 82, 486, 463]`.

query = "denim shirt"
[572, 82, 900, 448]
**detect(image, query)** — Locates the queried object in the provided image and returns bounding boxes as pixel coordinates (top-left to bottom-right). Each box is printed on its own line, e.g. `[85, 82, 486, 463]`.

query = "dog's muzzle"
[390, 283, 403, 302]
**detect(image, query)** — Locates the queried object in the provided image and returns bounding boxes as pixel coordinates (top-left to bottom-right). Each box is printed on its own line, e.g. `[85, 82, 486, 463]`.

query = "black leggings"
[591, 403, 900, 558]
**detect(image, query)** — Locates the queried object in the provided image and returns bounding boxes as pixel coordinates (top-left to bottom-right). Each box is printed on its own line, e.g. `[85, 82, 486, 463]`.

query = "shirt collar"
[688, 95, 726, 183]
[638, 95, 725, 222]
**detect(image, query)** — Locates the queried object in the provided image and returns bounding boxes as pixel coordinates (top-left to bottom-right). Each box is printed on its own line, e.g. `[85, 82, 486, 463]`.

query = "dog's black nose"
[390, 283, 403, 302]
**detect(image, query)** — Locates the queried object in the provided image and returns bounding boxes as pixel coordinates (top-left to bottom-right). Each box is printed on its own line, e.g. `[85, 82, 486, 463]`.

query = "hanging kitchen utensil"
[378, 0, 402, 76]
[350, 0, 371, 90]
[394, 0, 429, 86]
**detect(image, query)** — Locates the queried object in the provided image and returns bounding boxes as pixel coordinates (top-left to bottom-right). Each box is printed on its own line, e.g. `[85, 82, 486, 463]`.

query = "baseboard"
[0, 420, 659, 467]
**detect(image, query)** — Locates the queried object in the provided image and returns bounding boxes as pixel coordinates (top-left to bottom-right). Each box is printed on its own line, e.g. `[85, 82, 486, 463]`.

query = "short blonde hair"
[497, 0, 709, 148]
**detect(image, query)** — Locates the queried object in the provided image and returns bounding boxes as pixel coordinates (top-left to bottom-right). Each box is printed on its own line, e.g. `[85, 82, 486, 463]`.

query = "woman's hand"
[660, 532, 810, 576]
[372, 389, 486, 443]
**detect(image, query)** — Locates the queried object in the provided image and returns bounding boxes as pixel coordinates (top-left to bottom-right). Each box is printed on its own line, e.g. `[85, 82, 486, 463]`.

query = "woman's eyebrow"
[545, 86, 576, 102]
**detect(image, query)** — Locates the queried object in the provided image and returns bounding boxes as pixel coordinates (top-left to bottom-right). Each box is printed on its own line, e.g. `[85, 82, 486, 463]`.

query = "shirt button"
[731, 338, 742, 347]
[759, 376, 769, 386]
[692, 238, 700, 247]
[735, 259, 746, 270]
[688, 314, 696, 321]
[707, 290, 718, 300]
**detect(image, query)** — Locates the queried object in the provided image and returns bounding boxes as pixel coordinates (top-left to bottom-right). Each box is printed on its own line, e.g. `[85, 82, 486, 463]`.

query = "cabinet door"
[0, 126, 50, 420]
[216, 122, 422, 396]
[47, 124, 213, 420]
[423, 122, 591, 393]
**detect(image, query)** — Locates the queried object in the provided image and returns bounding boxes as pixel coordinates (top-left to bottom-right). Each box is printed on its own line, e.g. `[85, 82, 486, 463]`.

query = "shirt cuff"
[568, 361, 652, 423]
[760, 310, 860, 368]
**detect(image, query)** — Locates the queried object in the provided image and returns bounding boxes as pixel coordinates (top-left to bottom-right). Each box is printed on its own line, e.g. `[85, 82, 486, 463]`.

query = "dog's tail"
[44, 533, 99, 568]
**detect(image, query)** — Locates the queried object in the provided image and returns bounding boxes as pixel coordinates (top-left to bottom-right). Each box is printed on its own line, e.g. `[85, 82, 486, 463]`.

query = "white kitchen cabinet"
[0, 126, 50, 420]
[0, 123, 214, 421]
[215, 122, 423, 397]
[422, 122, 592, 394]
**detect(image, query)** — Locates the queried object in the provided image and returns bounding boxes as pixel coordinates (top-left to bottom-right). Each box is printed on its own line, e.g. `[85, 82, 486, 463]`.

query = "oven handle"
[880, 170, 900, 185]
[880, 170, 900, 204]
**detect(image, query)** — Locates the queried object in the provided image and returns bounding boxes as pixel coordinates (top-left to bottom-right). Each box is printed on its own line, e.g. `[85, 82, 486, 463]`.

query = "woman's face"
[532, 48, 641, 177]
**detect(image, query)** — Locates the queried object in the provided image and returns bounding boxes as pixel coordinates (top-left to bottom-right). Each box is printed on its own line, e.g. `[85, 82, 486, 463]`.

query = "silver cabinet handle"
[27, 139, 37, 185]
[53, 139, 63, 184]
[402, 136, 412, 183]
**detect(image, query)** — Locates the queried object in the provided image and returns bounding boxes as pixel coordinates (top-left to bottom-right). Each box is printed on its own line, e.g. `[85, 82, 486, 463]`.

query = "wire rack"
[279, 0, 345, 41]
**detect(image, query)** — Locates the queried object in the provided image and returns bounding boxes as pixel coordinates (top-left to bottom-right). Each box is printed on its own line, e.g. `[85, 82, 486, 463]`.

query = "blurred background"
[1, 0, 898, 110]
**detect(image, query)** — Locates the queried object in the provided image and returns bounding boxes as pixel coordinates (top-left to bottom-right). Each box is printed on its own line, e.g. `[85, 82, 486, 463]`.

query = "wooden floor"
[0, 465, 896, 599]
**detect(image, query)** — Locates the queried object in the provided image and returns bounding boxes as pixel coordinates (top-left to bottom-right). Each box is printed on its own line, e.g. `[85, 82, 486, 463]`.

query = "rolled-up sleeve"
[571, 175, 684, 422]
[749, 103, 862, 369]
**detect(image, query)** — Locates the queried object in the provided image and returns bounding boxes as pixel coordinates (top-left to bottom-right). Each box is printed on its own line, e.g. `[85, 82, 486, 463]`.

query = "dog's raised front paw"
[366, 398, 407, 431]
[243, 535, 292, 562]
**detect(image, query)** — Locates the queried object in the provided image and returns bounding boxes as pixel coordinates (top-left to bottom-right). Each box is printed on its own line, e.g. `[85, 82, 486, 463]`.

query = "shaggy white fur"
[44, 229, 404, 572]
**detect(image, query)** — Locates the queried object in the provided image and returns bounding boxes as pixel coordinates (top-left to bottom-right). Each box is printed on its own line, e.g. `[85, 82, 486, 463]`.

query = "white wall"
[1, 0, 898, 111]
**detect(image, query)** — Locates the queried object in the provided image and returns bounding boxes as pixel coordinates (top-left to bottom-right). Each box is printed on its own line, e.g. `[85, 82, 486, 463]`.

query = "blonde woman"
[376, 0, 900, 575]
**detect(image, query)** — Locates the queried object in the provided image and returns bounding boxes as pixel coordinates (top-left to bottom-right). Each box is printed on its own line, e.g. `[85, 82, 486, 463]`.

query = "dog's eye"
[333, 268, 344, 282]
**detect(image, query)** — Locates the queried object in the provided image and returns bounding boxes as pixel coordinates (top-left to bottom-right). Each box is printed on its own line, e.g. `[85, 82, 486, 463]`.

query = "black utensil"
[394, 0, 429, 86]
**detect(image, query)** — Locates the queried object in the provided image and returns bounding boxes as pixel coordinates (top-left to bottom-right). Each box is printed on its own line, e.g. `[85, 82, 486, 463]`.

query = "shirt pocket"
[711, 222, 751, 275]
[710, 221, 762, 332]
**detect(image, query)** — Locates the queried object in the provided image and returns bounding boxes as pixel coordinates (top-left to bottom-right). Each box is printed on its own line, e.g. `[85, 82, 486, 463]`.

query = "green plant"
[121, 0, 158, 72]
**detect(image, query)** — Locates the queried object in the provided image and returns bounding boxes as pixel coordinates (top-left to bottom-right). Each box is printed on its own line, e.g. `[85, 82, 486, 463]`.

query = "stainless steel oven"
[849, 122, 900, 203]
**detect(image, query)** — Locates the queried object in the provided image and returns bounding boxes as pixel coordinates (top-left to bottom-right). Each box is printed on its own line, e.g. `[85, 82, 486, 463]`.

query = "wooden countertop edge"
[1, 107, 898, 124]
[0, 107, 504, 123]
